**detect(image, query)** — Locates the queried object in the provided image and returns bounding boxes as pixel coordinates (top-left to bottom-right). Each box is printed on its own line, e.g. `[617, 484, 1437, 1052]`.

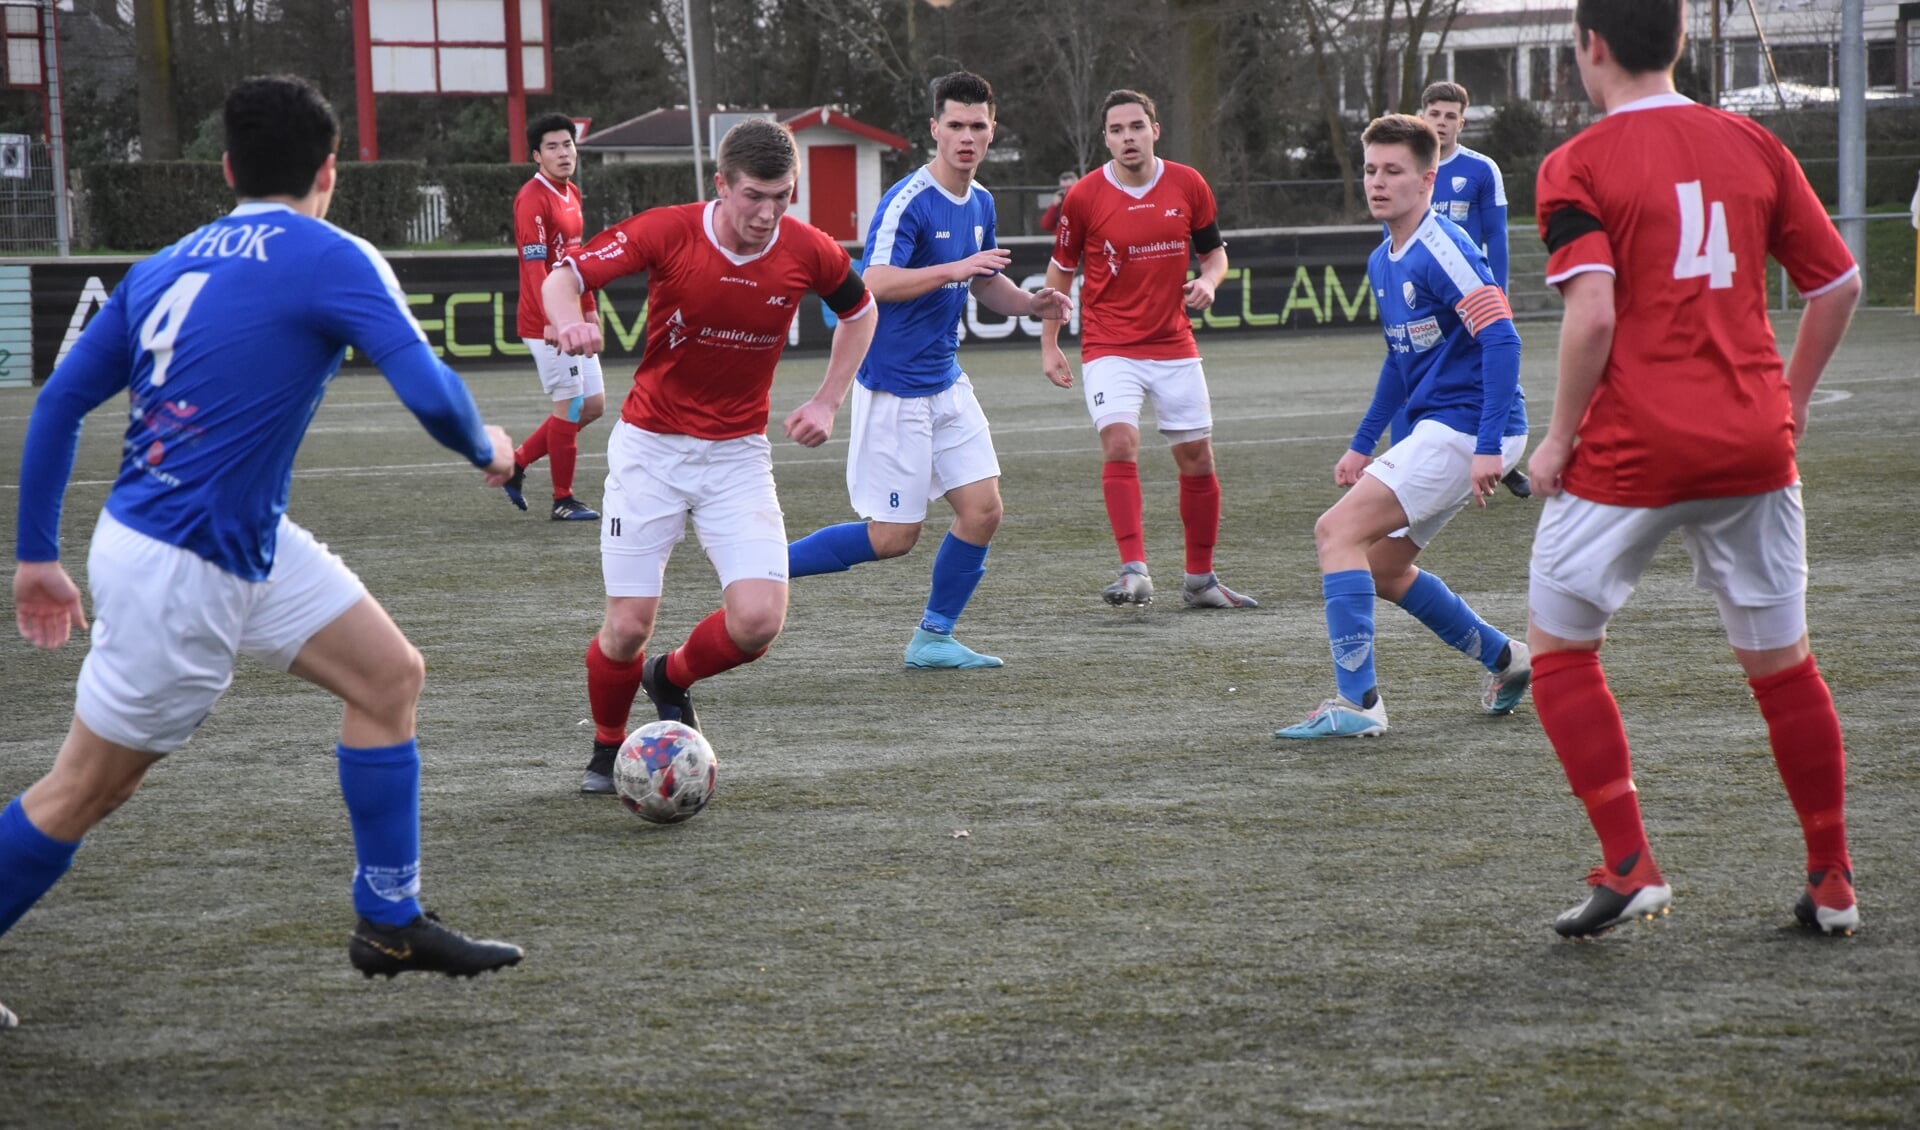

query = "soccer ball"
[614, 721, 718, 825]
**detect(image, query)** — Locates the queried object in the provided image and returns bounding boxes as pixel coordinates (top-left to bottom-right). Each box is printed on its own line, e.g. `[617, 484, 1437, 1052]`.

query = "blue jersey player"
[1416, 81, 1531, 499]
[786, 71, 1069, 669]
[3, 77, 522, 1027]
[1274, 114, 1532, 741]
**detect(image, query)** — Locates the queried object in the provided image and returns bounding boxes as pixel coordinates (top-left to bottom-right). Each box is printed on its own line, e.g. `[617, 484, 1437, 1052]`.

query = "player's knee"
[728, 608, 785, 653]
[599, 610, 654, 660]
[868, 522, 920, 559]
[356, 643, 426, 720]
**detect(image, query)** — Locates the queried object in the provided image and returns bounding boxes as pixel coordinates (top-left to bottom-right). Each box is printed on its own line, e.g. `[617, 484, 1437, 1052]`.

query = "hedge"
[81, 160, 428, 251]
[438, 161, 700, 245]
[81, 162, 230, 251]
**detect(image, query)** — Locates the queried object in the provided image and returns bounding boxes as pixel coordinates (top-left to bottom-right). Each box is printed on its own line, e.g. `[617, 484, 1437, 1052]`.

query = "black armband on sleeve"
[823, 270, 870, 317]
[1191, 222, 1225, 255]
[1543, 207, 1605, 253]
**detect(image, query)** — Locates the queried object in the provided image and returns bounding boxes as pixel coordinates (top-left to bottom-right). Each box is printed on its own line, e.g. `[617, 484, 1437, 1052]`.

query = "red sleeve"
[567, 210, 661, 293]
[1536, 145, 1614, 288]
[514, 188, 552, 302]
[1766, 134, 1858, 296]
[1188, 167, 1218, 231]
[1052, 185, 1085, 271]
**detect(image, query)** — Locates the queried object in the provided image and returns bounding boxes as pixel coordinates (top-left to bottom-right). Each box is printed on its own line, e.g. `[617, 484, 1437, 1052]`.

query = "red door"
[807, 145, 859, 240]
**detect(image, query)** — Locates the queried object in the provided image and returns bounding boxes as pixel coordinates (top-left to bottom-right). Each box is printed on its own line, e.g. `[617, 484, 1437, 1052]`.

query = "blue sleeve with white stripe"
[312, 237, 490, 466]
[14, 293, 132, 561]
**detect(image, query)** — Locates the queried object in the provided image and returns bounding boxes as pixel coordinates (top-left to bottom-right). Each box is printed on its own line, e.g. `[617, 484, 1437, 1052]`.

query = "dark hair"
[1421, 81, 1471, 110]
[931, 71, 995, 117]
[1361, 114, 1439, 169]
[1576, 0, 1684, 75]
[1101, 89, 1158, 124]
[224, 75, 339, 198]
[526, 112, 577, 155]
[716, 117, 799, 185]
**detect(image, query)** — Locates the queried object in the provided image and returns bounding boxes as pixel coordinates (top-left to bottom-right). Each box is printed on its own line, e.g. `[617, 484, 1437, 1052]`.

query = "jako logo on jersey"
[1402, 281, 1417, 308]
[720, 276, 758, 287]
[1452, 176, 1468, 193]
[935, 231, 952, 240]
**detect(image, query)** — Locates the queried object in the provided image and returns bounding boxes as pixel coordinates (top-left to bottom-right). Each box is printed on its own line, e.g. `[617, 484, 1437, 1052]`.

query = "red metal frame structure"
[352, 0, 551, 162]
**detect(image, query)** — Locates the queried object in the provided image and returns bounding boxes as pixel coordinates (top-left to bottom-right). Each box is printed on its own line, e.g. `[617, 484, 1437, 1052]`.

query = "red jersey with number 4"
[1052, 159, 1218, 362]
[514, 173, 597, 338]
[1536, 94, 1857, 507]
[566, 201, 864, 440]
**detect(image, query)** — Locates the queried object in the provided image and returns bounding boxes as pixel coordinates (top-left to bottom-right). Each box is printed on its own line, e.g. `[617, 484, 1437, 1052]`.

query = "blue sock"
[336, 740, 424, 927]
[788, 521, 879, 578]
[1396, 570, 1509, 671]
[1323, 569, 1378, 705]
[919, 532, 989, 635]
[0, 796, 81, 938]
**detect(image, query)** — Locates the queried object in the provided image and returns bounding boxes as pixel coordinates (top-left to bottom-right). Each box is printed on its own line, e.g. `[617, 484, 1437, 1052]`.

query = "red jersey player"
[1040, 89, 1257, 611]
[1527, 0, 1862, 938]
[502, 113, 604, 522]
[542, 118, 877, 795]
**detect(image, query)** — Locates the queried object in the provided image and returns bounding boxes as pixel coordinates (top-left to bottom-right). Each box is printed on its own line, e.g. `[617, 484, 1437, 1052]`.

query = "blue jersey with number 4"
[15, 202, 491, 580]
[858, 167, 999, 397]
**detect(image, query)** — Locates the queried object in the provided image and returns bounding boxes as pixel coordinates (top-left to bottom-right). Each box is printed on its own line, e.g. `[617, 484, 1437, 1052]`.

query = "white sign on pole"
[0, 134, 28, 180]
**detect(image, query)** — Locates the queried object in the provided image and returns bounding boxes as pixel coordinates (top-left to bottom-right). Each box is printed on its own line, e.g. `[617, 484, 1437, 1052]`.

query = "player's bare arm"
[1038, 261, 1077, 388]
[863, 250, 1011, 303]
[1183, 246, 1230, 311]
[969, 272, 1070, 321]
[13, 561, 87, 650]
[1783, 275, 1863, 439]
[1528, 270, 1615, 497]
[783, 305, 879, 448]
[541, 267, 602, 356]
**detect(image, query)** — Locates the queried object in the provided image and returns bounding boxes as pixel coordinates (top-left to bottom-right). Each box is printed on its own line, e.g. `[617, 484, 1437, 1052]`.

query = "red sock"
[547, 417, 582, 499]
[1101, 461, 1146, 564]
[515, 417, 552, 470]
[666, 609, 766, 688]
[1533, 649, 1652, 875]
[585, 636, 644, 746]
[1178, 472, 1220, 575]
[1750, 655, 1851, 878]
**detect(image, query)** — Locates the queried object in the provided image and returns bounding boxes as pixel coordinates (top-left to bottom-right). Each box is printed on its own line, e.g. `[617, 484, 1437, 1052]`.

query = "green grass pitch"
[2, 312, 1916, 1127]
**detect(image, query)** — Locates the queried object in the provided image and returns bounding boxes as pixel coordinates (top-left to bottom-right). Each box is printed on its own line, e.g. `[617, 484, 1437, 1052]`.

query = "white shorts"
[1528, 485, 1809, 650]
[1081, 356, 1213, 440]
[600, 420, 789, 598]
[846, 376, 1001, 524]
[75, 510, 368, 754]
[1363, 419, 1529, 548]
[523, 337, 606, 403]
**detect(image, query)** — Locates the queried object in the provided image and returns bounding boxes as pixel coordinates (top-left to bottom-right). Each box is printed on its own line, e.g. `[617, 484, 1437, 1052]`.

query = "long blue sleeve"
[1474, 319, 1522, 455]
[1352, 354, 1405, 455]
[379, 340, 494, 467]
[15, 298, 132, 562]
[1484, 194, 1509, 291]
